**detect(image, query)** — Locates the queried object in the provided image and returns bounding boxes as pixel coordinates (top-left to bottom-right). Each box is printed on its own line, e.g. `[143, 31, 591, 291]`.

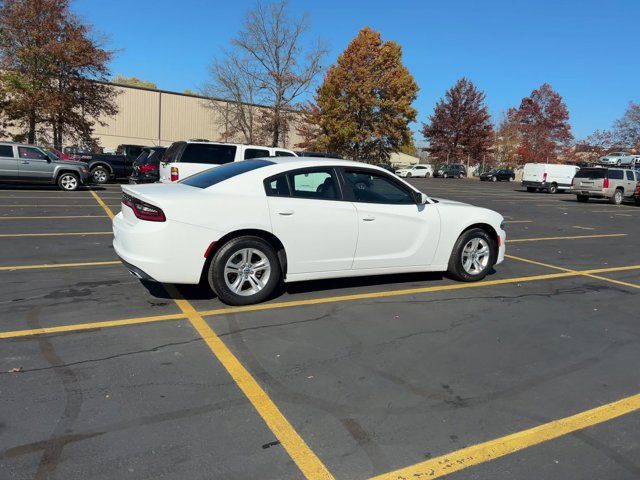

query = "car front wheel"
[57, 172, 80, 191]
[447, 228, 496, 282]
[91, 166, 109, 184]
[492, 176, 497, 182]
[208, 236, 281, 305]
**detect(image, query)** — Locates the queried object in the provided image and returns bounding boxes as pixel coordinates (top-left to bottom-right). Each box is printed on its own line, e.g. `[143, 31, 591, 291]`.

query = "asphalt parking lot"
[1, 178, 639, 480]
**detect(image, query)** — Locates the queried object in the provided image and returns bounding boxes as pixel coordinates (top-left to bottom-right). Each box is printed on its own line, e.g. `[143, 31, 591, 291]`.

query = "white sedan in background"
[395, 164, 433, 178]
[113, 158, 506, 305]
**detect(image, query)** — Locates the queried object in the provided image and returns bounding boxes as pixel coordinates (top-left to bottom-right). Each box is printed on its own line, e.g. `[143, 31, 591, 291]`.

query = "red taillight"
[603, 177, 609, 188]
[542, 172, 547, 182]
[138, 163, 157, 174]
[170, 167, 179, 182]
[122, 193, 166, 222]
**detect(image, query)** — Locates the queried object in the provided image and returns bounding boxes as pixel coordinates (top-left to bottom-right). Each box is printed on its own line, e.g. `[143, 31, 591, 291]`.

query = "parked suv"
[159, 140, 296, 183]
[572, 167, 638, 204]
[435, 164, 467, 179]
[0, 142, 90, 191]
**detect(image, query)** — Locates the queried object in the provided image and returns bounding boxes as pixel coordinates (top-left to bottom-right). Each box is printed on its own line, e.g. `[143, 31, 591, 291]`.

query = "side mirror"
[412, 191, 429, 204]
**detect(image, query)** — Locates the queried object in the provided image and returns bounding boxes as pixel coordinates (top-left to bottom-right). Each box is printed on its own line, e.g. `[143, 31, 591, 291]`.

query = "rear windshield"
[133, 150, 150, 166]
[161, 142, 184, 164]
[574, 168, 606, 179]
[180, 143, 237, 165]
[180, 159, 274, 189]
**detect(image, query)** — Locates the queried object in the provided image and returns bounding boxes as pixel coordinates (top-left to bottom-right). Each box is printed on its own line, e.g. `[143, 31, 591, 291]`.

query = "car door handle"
[21, 161, 29, 164]
[278, 210, 294, 216]
[362, 215, 375, 222]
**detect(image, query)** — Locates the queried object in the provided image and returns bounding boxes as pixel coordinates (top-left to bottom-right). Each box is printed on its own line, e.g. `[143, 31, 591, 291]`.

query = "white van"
[159, 140, 297, 183]
[521, 163, 580, 193]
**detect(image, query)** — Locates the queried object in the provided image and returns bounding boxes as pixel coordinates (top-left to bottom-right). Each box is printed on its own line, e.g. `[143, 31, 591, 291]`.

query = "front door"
[17, 146, 54, 181]
[340, 168, 441, 270]
[266, 167, 358, 274]
[0, 145, 18, 180]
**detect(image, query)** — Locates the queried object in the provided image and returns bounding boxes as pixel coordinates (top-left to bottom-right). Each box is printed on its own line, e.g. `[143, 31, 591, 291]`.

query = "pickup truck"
[78, 144, 147, 184]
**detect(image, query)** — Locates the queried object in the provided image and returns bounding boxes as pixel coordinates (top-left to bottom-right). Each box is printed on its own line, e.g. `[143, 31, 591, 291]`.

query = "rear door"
[624, 170, 636, 195]
[341, 167, 440, 269]
[0, 145, 18, 180]
[17, 146, 54, 181]
[573, 168, 606, 193]
[266, 167, 358, 274]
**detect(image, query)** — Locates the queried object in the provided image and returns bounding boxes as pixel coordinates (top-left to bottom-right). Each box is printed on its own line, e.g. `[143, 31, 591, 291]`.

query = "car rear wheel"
[491, 176, 497, 182]
[57, 172, 80, 191]
[208, 236, 281, 305]
[447, 228, 496, 282]
[91, 166, 109, 184]
[610, 189, 623, 205]
[547, 183, 558, 194]
[406, 172, 412, 178]
[577, 195, 589, 203]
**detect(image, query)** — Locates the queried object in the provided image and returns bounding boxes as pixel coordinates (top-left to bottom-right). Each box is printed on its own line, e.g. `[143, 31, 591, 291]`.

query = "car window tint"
[575, 168, 606, 179]
[344, 170, 413, 204]
[609, 170, 623, 180]
[244, 148, 270, 160]
[289, 169, 338, 200]
[133, 150, 150, 166]
[626, 171, 634, 180]
[181, 144, 237, 164]
[180, 159, 273, 189]
[264, 174, 291, 197]
[18, 147, 47, 160]
[0, 145, 13, 157]
[274, 150, 295, 157]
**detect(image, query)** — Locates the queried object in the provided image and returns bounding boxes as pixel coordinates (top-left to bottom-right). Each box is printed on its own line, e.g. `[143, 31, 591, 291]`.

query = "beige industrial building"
[92, 83, 304, 151]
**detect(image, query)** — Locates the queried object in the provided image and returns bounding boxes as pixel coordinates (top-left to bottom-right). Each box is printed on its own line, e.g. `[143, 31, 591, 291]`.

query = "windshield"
[44, 149, 60, 161]
[180, 159, 274, 189]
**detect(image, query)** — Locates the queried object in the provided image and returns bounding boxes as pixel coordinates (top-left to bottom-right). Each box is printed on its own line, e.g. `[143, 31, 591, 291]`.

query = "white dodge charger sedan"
[113, 158, 506, 305]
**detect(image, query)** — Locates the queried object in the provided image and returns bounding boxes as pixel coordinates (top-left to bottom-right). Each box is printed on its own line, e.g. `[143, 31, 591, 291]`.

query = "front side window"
[626, 170, 634, 181]
[180, 159, 273, 189]
[289, 169, 339, 200]
[18, 147, 47, 160]
[180, 144, 237, 165]
[244, 148, 270, 160]
[343, 169, 414, 204]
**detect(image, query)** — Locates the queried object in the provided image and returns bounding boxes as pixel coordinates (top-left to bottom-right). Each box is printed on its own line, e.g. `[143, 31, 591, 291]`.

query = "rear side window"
[161, 142, 184, 164]
[274, 150, 295, 157]
[609, 170, 623, 180]
[289, 169, 339, 200]
[574, 169, 606, 179]
[180, 144, 237, 165]
[180, 159, 273, 189]
[264, 174, 291, 197]
[244, 148, 270, 159]
[0, 145, 13, 157]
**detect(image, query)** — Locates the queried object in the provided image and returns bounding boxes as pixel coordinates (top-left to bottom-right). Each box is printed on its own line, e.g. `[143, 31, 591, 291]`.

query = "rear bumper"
[521, 180, 544, 188]
[112, 211, 212, 284]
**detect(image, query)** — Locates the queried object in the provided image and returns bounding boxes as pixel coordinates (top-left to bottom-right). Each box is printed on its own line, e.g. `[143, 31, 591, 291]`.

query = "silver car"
[0, 142, 90, 191]
[597, 151, 634, 166]
[572, 167, 638, 204]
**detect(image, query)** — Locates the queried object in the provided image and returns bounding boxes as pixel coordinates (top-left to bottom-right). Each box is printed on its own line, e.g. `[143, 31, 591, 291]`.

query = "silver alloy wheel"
[461, 237, 490, 275]
[223, 248, 271, 297]
[93, 168, 108, 183]
[60, 174, 78, 190]
[613, 190, 622, 204]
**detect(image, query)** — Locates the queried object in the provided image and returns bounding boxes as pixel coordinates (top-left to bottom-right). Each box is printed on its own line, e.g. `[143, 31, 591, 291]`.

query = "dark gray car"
[0, 142, 90, 191]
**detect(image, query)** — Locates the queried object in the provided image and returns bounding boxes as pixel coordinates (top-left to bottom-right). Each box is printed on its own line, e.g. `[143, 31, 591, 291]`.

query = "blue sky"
[74, 0, 639, 142]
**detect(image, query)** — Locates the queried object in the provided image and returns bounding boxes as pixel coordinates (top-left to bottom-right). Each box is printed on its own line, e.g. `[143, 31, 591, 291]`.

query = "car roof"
[179, 140, 294, 151]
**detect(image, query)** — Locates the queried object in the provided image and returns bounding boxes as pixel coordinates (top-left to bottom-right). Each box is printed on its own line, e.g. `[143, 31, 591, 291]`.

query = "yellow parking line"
[0, 313, 186, 339]
[90, 190, 116, 220]
[572, 226, 595, 231]
[166, 285, 334, 480]
[0, 215, 109, 220]
[370, 392, 640, 480]
[507, 233, 626, 243]
[0, 231, 111, 238]
[506, 254, 640, 290]
[0, 260, 120, 272]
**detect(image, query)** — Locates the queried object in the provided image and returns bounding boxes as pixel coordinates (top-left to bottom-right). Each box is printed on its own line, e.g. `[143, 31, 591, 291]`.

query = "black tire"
[458, 173, 464, 179]
[443, 173, 448, 179]
[91, 166, 109, 184]
[491, 176, 497, 182]
[57, 172, 80, 191]
[208, 236, 281, 306]
[447, 228, 496, 282]
[526, 187, 536, 192]
[635, 196, 640, 206]
[610, 189, 623, 205]
[547, 183, 558, 194]
[577, 195, 589, 203]
[406, 172, 412, 178]
[425, 172, 431, 178]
